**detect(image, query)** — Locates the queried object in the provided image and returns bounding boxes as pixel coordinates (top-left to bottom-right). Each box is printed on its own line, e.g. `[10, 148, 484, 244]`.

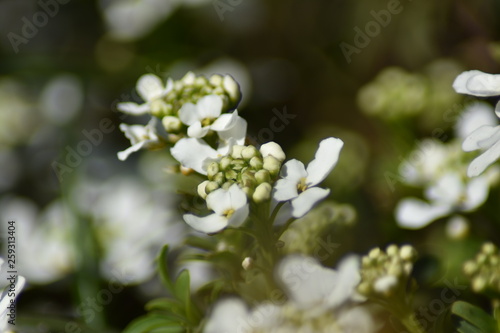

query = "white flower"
[455, 102, 498, 140]
[396, 172, 490, 229]
[463, 118, 500, 177]
[204, 255, 376, 333]
[453, 71, 500, 176]
[183, 184, 249, 233]
[118, 117, 163, 161]
[0, 258, 26, 332]
[170, 138, 220, 175]
[117, 74, 172, 115]
[273, 137, 343, 218]
[453, 70, 500, 99]
[178, 94, 247, 144]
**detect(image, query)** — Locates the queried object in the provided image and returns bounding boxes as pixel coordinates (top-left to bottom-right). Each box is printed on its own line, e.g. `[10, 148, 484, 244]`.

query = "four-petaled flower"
[117, 74, 173, 115]
[273, 137, 344, 218]
[453, 70, 500, 176]
[183, 184, 249, 233]
[118, 117, 163, 161]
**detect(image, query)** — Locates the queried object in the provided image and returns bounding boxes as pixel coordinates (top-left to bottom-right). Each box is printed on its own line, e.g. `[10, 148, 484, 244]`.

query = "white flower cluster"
[395, 103, 500, 229]
[204, 255, 376, 333]
[118, 72, 344, 234]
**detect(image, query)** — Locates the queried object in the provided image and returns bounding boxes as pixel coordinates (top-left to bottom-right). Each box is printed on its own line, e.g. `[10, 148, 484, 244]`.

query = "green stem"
[399, 312, 426, 333]
[492, 299, 500, 332]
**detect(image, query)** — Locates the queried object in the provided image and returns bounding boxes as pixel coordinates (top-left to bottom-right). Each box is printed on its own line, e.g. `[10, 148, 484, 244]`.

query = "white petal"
[227, 204, 249, 228]
[117, 141, 147, 161]
[463, 125, 500, 151]
[119, 123, 147, 145]
[137, 74, 165, 101]
[277, 255, 337, 308]
[204, 298, 249, 333]
[455, 102, 498, 140]
[468, 139, 500, 177]
[326, 255, 362, 308]
[425, 173, 463, 205]
[178, 102, 200, 125]
[395, 198, 451, 229]
[217, 115, 247, 146]
[463, 176, 489, 210]
[306, 137, 344, 186]
[197, 94, 223, 119]
[211, 112, 237, 131]
[206, 187, 233, 214]
[227, 184, 248, 210]
[260, 142, 286, 162]
[187, 122, 210, 138]
[183, 213, 228, 233]
[117, 102, 150, 115]
[453, 70, 500, 96]
[273, 178, 300, 202]
[290, 187, 330, 218]
[170, 138, 218, 175]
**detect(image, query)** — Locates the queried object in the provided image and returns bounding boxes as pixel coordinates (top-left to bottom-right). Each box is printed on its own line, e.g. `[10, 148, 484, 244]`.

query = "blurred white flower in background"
[72, 175, 185, 284]
[204, 255, 376, 333]
[0, 79, 36, 148]
[40, 74, 84, 125]
[0, 196, 76, 284]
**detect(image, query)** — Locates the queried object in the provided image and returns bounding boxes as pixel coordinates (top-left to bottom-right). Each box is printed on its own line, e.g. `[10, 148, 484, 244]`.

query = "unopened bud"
[399, 245, 417, 261]
[231, 145, 245, 159]
[255, 169, 271, 184]
[263, 156, 281, 176]
[253, 183, 272, 203]
[260, 142, 286, 162]
[162, 116, 182, 132]
[223, 74, 240, 103]
[206, 181, 220, 193]
[182, 72, 196, 85]
[213, 172, 226, 185]
[209, 74, 223, 86]
[242, 146, 259, 160]
[220, 156, 232, 170]
[225, 170, 238, 181]
[197, 180, 209, 199]
[151, 100, 171, 117]
[249, 156, 263, 170]
[242, 257, 253, 270]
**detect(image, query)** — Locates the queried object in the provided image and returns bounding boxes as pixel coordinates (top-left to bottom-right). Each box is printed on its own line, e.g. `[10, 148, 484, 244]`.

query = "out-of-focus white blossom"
[118, 117, 164, 161]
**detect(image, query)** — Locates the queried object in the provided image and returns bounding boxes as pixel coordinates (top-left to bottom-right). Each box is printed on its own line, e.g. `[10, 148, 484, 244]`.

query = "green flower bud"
[205, 181, 220, 193]
[252, 183, 272, 203]
[213, 172, 226, 185]
[241, 146, 259, 160]
[222, 181, 233, 190]
[263, 156, 281, 176]
[255, 169, 271, 184]
[399, 245, 417, 261]
[231, 145, 245, 159]
[242, 186, 254, 197]
[231, 159, 246, 171]
[249, 156, 264, 170]
[194, 76, 207, 87]
[207, 162, 220, 178]
[220, 156, 232, 170]
[209, 74, 223, 86]
[225, 169, 238, 180]
[162, 116, 182, 132]
[150, 99, 170, 117]
[181, 72, 196, 85]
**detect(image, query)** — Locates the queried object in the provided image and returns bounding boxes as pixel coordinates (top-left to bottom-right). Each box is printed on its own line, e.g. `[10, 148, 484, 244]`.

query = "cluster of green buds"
[357, 244, 418, 299]
[197, 143, 285, 203]
[152, 71, 241, 119]
[463, 242, 500, 293]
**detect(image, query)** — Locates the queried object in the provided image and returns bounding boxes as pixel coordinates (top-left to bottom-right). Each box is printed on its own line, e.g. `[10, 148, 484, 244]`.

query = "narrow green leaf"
[123, 314, 183, 333]
[452, 301, 497, 333]
[158, 245, 175, 294]
[457, 320, 484, 333]
[174, 270, 191, 306]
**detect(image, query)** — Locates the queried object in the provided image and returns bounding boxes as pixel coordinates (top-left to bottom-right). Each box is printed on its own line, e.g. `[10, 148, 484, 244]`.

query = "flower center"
[223, 209, 235, 218]
[297, 177, 308, 193]
[201, 117, 215, 127]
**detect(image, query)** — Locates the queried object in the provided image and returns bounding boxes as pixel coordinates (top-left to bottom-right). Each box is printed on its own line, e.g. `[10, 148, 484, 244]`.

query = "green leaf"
[174, 270, 191, 306]
[123, 314, 184, 333]
[452, 301, 497, 333]
[158, 245, 175, 294]
[457, 320, 484, 333]
[145, 298, 186, 319]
